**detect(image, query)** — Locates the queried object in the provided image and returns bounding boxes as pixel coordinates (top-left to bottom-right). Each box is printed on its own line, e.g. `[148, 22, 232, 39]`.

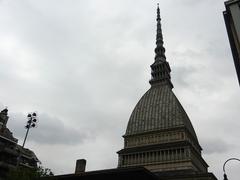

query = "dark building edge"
[40, 167, 217, 180]
[223, 1, 240, 85]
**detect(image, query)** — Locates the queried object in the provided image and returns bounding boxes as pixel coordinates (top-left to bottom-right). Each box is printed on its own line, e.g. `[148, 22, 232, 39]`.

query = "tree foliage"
[6, 166, 54, 180]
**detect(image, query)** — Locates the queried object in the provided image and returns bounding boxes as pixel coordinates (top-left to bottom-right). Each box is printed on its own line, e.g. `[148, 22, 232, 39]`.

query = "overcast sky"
[0, 0, 239, 179]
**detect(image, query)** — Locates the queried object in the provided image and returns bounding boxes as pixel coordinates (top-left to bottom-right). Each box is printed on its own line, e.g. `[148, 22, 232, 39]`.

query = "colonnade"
[120, 148, 190, 167]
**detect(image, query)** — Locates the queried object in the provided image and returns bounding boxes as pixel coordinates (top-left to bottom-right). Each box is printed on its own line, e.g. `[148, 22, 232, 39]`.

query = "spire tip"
[156, 3, 160, 21]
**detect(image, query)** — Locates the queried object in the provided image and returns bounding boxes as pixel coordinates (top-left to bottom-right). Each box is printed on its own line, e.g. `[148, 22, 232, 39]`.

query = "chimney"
[75, 159, 86, 174]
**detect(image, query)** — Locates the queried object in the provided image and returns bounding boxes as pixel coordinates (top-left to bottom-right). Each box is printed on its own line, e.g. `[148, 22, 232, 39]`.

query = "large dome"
[118, 5, 212, 175]
[125, 84, 198, 141]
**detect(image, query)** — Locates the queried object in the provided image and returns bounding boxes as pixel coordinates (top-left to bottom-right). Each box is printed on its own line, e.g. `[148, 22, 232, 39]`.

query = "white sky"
[0, 0, 239, 179]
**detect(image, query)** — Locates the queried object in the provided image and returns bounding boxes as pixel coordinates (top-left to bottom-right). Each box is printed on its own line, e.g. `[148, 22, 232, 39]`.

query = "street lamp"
[223, 158, 240, 180]
[22, 112, 38, 148]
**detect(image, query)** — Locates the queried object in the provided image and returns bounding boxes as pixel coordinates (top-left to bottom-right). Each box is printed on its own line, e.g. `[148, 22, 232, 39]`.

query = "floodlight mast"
[17, 112, 38, 167]
[22, 112, 37, 148]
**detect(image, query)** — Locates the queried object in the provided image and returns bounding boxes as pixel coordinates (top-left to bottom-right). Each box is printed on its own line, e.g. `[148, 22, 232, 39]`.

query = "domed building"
[117, 5, 217, 179]
[41, 5, 218, 180]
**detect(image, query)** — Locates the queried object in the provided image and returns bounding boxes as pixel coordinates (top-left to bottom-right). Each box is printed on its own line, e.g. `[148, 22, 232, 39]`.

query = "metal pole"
[16, 113, 37, 167]
[18, 124, 30, 167]
[17, 119, 31, 167]
[22, 125, 30, 148]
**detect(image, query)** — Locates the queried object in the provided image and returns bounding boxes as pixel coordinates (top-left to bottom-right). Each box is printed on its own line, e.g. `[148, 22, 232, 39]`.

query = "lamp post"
[17, 112, 38, 167]
[223, 158, 240, 180]
[22, 112, 38, 148]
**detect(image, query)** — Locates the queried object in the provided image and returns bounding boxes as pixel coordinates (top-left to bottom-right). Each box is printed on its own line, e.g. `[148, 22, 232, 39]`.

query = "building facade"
[223, 0, 240, 85]
[0, 108, 39, 178]
[117, 5, 217, 180]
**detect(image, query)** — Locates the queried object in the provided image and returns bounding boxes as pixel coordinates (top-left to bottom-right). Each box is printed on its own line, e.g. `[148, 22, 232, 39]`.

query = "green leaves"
[6, 166, 54, 180]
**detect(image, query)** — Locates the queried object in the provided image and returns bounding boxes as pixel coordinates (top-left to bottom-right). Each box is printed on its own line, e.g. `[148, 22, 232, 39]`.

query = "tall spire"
[149, 4, 173, 88]
[155, 3, 166, 61]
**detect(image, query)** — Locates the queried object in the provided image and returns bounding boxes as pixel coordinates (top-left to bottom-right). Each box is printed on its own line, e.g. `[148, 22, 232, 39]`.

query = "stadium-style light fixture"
[22, 112, 38, 148]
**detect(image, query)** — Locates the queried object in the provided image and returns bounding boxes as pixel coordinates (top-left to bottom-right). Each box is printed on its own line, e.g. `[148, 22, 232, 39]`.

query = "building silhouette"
[0, 108, 39, 178]
[223, 0, 240, 85]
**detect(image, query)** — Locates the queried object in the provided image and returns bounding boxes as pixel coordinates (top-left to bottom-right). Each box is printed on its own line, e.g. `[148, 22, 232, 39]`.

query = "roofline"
[41, 167, 160, 180]
[156, 172, 217, 180]
[0, 134, 17, 144]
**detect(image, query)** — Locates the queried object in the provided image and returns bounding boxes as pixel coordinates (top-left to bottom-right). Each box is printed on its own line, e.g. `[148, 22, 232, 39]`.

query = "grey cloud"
[172, 64, 199, 88]
[0, 104, 4, 110]
[201, 138, 232, 155]
[177, 0, 209, 6]
[0, 0, 239, 179]
[7, 112, 89, 145]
